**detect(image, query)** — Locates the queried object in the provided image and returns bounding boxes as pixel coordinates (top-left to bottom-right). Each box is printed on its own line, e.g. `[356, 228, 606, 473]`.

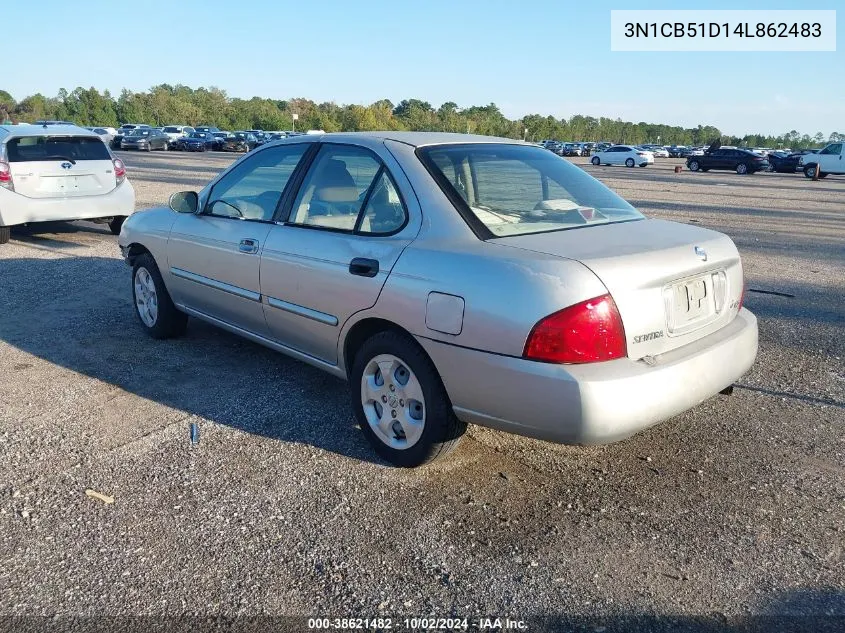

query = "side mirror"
[169, 191, 199, 214]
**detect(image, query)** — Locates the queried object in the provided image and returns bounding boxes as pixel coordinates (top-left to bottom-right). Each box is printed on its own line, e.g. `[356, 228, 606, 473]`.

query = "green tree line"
[1, 85, 841, 149]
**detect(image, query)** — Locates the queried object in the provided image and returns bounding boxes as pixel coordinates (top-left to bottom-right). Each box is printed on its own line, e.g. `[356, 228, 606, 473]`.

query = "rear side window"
[6, 136, 111, 162]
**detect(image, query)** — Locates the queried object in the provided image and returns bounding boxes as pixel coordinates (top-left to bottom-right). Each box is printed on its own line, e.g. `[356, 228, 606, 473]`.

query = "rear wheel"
[132, 253, 188, 339]
[625, 158, 635, 168]
[736, 163, 748, 175]
[591, 156, 600, 165]
[109, 216, 126, 235]
[0, 226, 10, 244]
[351, 331, 466, 467]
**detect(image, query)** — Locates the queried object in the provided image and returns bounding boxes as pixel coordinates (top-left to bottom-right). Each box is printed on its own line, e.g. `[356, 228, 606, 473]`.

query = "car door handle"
[349, 257, 379, 278]
[239, 238, 259, 254]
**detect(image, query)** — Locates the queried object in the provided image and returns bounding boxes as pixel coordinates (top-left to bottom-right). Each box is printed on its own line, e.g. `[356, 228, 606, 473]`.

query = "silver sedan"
[118, 132, 758, 467]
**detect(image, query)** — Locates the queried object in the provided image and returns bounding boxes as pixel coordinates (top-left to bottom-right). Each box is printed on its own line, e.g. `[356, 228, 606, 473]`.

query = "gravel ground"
[0, 151, 843, 632]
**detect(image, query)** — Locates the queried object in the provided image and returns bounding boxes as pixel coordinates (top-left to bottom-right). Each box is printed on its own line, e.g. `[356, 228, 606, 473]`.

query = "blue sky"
[6, 0, 842, 136]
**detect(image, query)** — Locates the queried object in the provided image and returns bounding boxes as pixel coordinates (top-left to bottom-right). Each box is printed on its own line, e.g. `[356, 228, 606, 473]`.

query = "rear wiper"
[45, 156, 76, 164]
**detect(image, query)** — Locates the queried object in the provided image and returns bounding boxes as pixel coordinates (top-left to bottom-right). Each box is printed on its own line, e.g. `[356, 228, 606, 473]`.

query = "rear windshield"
[6, 136, 111, 162]
[420, 143, 644, 238]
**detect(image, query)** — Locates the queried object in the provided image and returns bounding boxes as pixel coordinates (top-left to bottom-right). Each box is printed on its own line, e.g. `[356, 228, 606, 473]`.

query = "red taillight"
[113, 158, 126, 184]
[0, 161, 13, 191]
[523, 294, 627, 364]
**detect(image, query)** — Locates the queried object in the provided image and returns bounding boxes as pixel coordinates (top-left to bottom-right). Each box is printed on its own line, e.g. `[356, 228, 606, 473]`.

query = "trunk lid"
[6, 135, 117, 199]
[495, 219, 745, 359]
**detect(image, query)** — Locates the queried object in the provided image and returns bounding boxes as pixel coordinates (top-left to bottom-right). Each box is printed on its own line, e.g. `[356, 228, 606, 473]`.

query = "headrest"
[315, 159, 358, 203]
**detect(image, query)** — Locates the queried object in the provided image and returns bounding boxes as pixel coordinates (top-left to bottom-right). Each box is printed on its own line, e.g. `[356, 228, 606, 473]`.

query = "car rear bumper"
[417, 308, 758, 445]
[0, 181, 136, 227]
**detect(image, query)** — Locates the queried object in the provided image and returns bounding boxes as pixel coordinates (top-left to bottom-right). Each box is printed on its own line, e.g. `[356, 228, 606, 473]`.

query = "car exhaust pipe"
[720, 385, 734, 396]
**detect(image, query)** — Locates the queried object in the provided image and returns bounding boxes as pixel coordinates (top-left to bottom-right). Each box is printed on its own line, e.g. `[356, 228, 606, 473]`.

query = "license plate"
[40, 176, 79, 193]
[665, 273, 718, 334]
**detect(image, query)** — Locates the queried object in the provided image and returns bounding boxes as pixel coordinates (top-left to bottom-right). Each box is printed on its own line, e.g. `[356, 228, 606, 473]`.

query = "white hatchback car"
[591, 145, 654, 168]
[0, 125, 135, 244]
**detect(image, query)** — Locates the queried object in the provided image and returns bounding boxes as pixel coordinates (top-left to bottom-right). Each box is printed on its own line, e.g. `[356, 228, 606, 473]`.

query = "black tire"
[0, 226, 10, 244]
[131, 253, 188, 339]
[688, 160, 700, 171]
[350, 330, 466, 467]
[591, 156, 600, 165]
[803, 164, 817, 179]
[625, 158, 635, 168]
[736, 163, 748, 175]
[109, 216, 126, 235]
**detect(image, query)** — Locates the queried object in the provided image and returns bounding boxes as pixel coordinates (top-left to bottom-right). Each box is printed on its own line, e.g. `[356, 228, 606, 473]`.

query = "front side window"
[205, 144, 308, 221]
[420, 143, 644, 238]
[820, 143, 842, 155]
[289, 145, 406, 234]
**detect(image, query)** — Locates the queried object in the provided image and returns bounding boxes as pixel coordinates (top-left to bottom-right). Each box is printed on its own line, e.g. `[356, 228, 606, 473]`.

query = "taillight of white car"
[0, 160, 13, 191]
[523, 294, 627, 364]
[113, 158, 127, 185]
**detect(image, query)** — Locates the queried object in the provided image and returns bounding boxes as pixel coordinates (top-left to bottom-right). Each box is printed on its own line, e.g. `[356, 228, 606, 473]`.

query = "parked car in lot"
[591, 145, 654, 167]
[162, 125, 195, 142]
[120, 128, 170, 151]
[86, 126, 117, 146]
[172, 131, 216, 152]
[113, 124, 151, 149]
[687, 144, 769, 174]
[0, 124, 135, 243]
[195, 126, 221, 135]
[665, 145, 686, 157]
[221, 132, 259, 152]
[640, 145, 669, 158]
[766, 151, 804, 173]
[118, 132, 756, 466]
[799, 142, 844, 178]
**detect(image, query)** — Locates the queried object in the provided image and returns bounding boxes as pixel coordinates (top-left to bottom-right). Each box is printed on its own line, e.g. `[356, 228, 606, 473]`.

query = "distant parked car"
[687, 143, 768, 174]
[0, 124, 135, 243]
[641, 145, 669, 158]
[174, 132, 215, 152]
[766, 151, 803, 173]
[220, 132, 258, 152]
[591, 145, 654, 167]
[194, 126, 221, 135]
[162, 126, 195, 143]
[120, 128, 170, 152]
[799, 142, 844, 178]
[86, 127, 117, 146]
[666, 146, 687, 157]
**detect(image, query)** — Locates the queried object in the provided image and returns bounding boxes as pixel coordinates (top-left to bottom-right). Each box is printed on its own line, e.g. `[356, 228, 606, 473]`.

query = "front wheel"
[625, 158, 635, 168]
[351, 331, 466, 467]
[132, 253, 188, 339]
[591, 156, 600, 165]
[803, 164, 818, 179]
[688, 160, 700, 172]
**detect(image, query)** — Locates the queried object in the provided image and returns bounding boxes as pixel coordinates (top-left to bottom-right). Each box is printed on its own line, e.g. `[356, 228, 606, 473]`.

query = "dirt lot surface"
[1, 150, 843, 632]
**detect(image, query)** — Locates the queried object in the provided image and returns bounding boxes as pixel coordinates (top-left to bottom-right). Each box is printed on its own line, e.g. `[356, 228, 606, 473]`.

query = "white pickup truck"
[800, 142, 844, 178]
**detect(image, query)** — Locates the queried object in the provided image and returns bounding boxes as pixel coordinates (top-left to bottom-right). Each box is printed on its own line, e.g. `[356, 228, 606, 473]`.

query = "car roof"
[0, 124, 99, 139]
[297, 131, 531, 148]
